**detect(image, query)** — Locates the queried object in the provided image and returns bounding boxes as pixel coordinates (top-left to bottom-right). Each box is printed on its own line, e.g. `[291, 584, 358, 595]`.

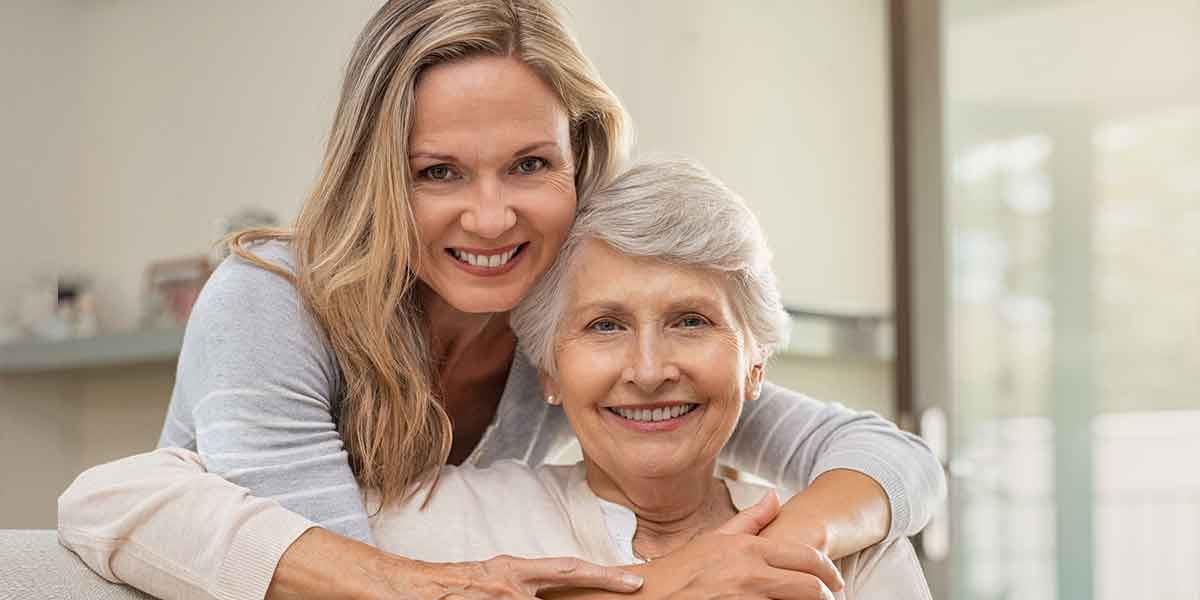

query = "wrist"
[759, 503, 834, 555]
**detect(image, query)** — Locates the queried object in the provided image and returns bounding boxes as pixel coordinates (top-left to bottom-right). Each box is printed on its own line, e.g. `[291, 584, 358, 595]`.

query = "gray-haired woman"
[61, 160, 931, 600]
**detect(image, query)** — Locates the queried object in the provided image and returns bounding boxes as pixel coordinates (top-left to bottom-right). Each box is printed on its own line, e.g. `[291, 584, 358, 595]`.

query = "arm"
[721, 382, 946, 559]
[842, 538, 933, 599]
[164, 244, 375, 544]
[58, 448, 644, 600]
[57, 447, 317, 600]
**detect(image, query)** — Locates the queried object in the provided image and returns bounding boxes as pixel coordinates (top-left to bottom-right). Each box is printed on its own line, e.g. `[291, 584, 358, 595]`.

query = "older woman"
[60, 161, 931, 600]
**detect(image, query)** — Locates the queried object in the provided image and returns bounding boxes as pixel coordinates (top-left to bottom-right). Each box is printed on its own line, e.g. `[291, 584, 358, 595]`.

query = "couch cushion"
[0, 529, 153, 599]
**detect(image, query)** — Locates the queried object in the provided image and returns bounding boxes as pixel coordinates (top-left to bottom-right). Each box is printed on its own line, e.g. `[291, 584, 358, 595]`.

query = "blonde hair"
[228, 0, 628, 508]
[511, 159, 790, 376]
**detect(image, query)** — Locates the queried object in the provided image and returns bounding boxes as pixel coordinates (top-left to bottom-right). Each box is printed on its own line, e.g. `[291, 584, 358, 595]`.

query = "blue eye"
[588, 319, 621, 333]
[677, 315, 710, 328]
[420, 164, 458, 181]
[514, 157, 547, 174]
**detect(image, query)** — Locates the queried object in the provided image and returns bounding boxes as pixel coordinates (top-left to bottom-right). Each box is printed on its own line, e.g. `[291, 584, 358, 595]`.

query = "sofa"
[0, 529, 151, 599]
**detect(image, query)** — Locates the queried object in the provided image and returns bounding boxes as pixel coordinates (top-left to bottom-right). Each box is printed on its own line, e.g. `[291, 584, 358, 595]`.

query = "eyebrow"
[408, 140, 563, 162]
[571, 295, 724, 317]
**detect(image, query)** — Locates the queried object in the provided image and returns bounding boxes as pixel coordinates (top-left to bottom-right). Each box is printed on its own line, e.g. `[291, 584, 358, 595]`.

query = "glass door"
[929, 2, 1200, 598]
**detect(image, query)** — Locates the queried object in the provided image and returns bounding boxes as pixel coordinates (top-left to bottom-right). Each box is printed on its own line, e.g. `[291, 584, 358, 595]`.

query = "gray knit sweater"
[158, 241, 945, 545]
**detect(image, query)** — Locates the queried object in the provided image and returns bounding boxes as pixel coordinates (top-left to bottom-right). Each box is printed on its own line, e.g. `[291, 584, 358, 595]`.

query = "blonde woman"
[72, 0, 944, 597]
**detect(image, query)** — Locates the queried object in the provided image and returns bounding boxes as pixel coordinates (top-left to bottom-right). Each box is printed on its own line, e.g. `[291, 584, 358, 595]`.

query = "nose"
[622, 330, 681, 394]
[460, 177, 516, 240]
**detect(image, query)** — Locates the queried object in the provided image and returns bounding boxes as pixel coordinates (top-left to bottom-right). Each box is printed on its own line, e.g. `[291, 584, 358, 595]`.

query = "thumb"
[716, 490, 780, 535]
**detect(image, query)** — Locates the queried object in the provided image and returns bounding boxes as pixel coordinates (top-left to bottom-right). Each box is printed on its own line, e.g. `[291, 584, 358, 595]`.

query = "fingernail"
[622, 574, 645, 589]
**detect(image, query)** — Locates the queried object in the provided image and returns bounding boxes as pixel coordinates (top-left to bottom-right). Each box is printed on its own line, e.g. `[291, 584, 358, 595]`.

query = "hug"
[58, 1, 943, 599]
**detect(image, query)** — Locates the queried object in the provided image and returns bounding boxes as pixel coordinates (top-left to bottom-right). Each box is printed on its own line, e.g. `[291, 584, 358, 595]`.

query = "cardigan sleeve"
[720, 382, 947, 540]
[57, 447, 315, 600]
[158, 241, 374, 544]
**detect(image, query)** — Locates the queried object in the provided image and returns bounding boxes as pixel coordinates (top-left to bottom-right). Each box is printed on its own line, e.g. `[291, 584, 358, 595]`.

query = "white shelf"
[0, 310, 890, 375]
[0, 328, 185, 374]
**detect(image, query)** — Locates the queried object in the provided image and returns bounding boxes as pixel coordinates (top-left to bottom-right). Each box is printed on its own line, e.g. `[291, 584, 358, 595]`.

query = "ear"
[744, 361, 765, 402]
[539, 372, 562, 406]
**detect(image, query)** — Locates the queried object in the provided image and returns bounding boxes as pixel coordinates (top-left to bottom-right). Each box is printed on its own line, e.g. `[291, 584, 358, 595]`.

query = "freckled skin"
[543, 240, 765, 519]
[408, 55, 577, 315]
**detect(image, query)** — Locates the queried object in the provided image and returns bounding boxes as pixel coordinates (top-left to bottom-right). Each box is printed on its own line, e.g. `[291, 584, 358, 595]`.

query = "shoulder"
[176, 238, 339, 393]
[189, 239, 316, 339]
[201, 239, 301, 311]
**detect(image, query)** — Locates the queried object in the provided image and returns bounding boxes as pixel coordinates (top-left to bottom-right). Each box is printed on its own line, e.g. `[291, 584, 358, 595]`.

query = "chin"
[447, 290, 525, 313]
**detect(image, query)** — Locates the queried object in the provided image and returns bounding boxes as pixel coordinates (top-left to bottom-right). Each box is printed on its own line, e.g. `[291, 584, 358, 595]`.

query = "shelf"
[0, 309, 891, 375]
[0, 328, 185, 374]
[778, 309, 894, 362]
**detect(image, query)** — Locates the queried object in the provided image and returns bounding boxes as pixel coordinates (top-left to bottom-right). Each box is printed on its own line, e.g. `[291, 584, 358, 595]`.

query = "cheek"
[528, 176, 576, 241]
[410, 195, 456, 242]
[556, 342, 623, 402]
[682, 339, 749, 405]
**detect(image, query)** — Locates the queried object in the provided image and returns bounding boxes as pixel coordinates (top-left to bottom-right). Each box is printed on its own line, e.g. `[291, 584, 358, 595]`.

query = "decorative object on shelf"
[141, 257, 212, 329]
[211, 207, 281, 263]
[13, 274, 100, 342]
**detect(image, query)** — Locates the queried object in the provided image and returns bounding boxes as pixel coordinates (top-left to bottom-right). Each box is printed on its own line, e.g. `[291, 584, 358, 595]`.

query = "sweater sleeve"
[719, 382, 947, 541]
[158, 242, 374, 544]
[842, 538, 933, 599]
[57, 447, 316, 600]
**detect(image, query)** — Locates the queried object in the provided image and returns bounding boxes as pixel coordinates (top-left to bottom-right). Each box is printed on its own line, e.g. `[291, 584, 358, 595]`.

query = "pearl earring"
[546, 395, 557, 405]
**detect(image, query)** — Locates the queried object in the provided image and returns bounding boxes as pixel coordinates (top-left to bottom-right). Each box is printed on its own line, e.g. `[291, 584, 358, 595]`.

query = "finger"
[517, 556, 644, 593]
[759, 541, 844, 593]
[716, 490, 780, 535]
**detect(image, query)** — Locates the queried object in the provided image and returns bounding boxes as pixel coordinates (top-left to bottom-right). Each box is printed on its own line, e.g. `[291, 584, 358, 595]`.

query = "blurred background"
[0, 1, 1196, 598]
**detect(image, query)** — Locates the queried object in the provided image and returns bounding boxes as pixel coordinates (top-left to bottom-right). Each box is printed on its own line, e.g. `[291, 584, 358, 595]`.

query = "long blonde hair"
[228, 0, 628, 508]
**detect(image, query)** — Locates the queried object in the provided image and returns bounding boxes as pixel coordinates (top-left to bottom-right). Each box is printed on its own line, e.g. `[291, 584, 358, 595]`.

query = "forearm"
[268, 528, 400, 600]
[760, 468, 890, 560]
[725, 382, 946, 541]
[58, 448, 317, 600]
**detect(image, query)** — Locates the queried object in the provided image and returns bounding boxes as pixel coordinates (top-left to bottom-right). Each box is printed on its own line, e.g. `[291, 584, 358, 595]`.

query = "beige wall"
[72, 0, 892, 330]
[1, 0, 894, 527]
[1, 1, 87, 529]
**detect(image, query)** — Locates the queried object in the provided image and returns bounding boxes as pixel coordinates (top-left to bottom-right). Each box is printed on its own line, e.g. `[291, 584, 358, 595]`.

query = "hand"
[631, 492, 844, 600]
[377, 554, 645, 599]
[267, 528, 643, 600]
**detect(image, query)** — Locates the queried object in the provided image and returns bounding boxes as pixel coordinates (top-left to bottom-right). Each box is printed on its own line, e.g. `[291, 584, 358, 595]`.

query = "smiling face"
[408, 55, 577, 314]
[543, 240, 765, 483]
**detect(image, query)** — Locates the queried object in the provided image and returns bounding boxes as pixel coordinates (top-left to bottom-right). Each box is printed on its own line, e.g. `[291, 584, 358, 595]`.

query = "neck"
[417, 284, 512, 374]
[584, 458, 736, 561]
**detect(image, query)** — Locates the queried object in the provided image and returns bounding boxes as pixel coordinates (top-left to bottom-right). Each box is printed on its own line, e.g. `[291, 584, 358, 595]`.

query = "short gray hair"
[510, 159, 791, 375]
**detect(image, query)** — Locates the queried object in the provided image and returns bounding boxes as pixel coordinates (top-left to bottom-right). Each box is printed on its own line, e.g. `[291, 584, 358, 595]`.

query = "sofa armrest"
[0, 529, 154, 599]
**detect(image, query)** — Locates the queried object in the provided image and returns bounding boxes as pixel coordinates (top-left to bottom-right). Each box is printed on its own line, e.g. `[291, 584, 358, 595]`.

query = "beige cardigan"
[58, 448, 931, 600]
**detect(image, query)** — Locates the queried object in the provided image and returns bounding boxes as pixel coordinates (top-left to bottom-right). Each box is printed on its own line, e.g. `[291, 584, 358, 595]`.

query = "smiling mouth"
[607, 404, 700, 423]
[446, 242, 528, 269]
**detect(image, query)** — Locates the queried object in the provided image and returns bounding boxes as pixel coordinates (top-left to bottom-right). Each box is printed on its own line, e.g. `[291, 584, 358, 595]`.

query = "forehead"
[566, 240, 734, 314]
[410, 55, 570, 153]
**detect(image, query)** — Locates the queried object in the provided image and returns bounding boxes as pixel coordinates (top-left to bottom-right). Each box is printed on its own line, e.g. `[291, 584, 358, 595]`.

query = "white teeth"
[612, 404, 697, 423]
[452, 246, 519, 269]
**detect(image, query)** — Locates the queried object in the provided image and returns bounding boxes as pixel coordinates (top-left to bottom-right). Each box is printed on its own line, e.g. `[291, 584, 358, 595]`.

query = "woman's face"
[544, 240, 765, 483]
[408, 55, 577, 314]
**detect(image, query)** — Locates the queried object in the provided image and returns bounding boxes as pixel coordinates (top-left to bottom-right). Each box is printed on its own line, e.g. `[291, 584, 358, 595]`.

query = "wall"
[0, 1, 87, 529]
[564, 0, 894, 313]
[0, 0, 895, 527]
